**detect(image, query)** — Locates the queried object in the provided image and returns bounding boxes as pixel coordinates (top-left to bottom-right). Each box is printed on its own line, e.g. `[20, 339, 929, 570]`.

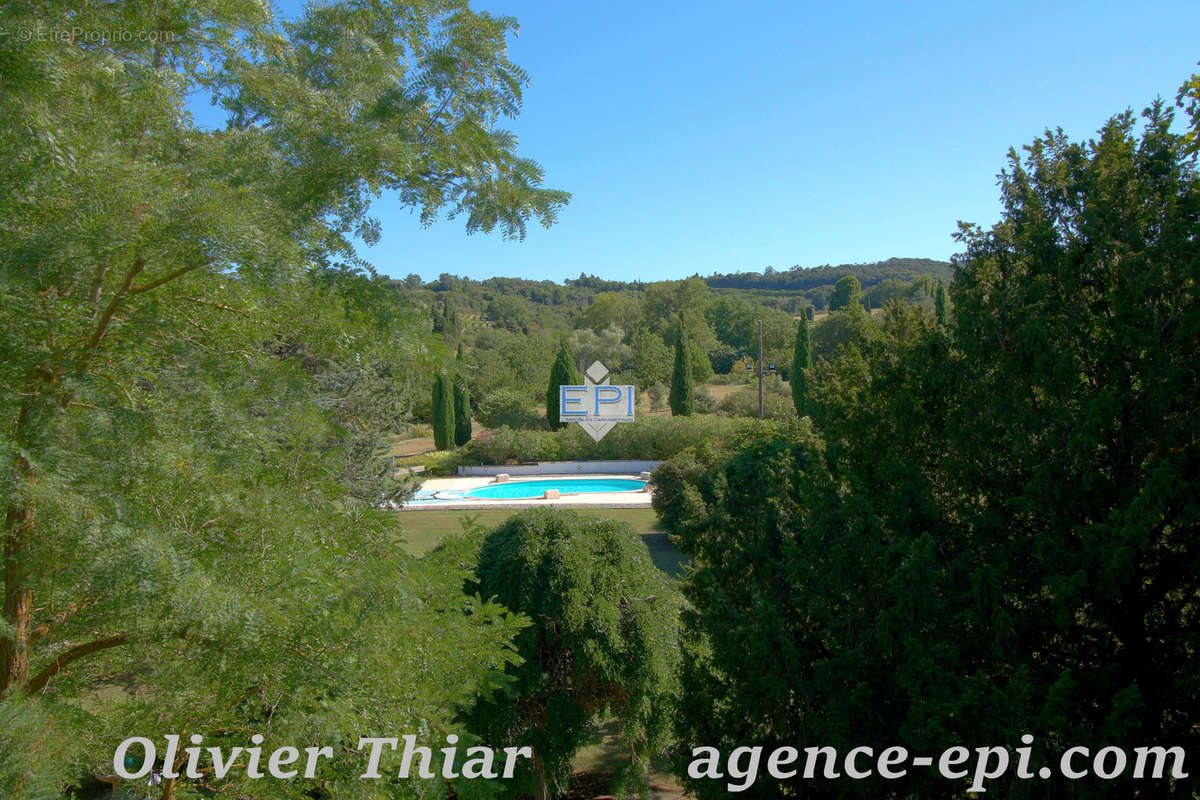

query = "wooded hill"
[705, 256, 952, 291]
[391, 256, 951, 316]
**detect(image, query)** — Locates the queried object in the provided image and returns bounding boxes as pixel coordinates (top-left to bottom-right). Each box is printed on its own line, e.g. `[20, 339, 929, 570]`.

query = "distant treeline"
[705, 256, 952, 292]
[548, 257, 953, 311]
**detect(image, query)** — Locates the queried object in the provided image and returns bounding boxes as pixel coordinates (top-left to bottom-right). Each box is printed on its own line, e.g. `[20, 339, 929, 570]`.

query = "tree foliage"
[669, 336, 696, 416]
[455, 345, 474, 447]
[791, 318, 812, 415]
[1177, 63, 1200, 156]
[827, 274, 863, 311]
[545, 345, 581, 430]
[0, 0, 564, 794]
[705, 257, 951, 294]
[568, 324, 633, 376]
[394, 266, 944, 428]
[934, 280, 949, 326]
[631, 331, 673, 388]
[668, 103, 1200, 799]
[433, 372, 456, 450]
[465, 509, 681, 800]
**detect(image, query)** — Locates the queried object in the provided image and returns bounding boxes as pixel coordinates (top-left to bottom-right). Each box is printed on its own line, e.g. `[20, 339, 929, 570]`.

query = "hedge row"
[455, 415, 779, 467]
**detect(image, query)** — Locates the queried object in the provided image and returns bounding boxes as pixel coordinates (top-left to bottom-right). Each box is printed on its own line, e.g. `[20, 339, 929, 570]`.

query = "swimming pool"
[465, 478, 646, 500]
[405, 489, 469, 506]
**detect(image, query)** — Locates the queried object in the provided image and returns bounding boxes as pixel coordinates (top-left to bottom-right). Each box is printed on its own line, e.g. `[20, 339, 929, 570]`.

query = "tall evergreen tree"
[442, 300, 455, 341]
[934, 279, 950, 326]
[432, 373, 455, 450]
[669, 336, 695, 416]
[453, 344, 472, 446]
[671, 101, 1200, 800]
[546, 345, 582, 430]
[791, 319, 813, 415]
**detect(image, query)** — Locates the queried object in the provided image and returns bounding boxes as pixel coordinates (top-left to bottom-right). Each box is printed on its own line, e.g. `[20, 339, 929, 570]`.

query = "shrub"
[649, 443, 728, 549]
[706, 342, 742, 375]
[707, 370, 754, 385]
[459, 426, 561, 464]
[394, 449, 460, 475]
[559, 415, 768, 462]
[647, 418, 790, 545]
[717, 387, 797, 421]
[647, 382, 668, 411]
[453, 415, 770, 465]
[419, 450, 460, 476]
[477, 387, 543, 430]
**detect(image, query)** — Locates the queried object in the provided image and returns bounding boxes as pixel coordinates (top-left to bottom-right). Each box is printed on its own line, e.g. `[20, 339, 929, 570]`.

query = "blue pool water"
[465, 478, 646, 500]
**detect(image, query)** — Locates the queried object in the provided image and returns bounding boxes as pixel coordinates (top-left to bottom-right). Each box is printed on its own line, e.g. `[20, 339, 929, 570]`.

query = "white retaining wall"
[458, 460, 662, 476]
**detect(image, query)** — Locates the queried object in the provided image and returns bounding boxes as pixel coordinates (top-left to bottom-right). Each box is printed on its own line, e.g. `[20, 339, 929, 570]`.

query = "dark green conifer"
[669, 337, 695, 416]
[432, 372, 454, 450]
[792, 319, 813, 415]
[453, 344, 472, 446]
[546, 345, 581, 430]
[935, 280, 950, 326]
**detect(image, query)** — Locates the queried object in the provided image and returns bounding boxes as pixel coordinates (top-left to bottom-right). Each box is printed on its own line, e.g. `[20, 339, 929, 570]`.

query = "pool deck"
[401, 474, 654, 511]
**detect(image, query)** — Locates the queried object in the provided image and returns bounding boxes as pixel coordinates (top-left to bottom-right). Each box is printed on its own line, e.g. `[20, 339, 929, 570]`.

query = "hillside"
[704, 257, 953, 291]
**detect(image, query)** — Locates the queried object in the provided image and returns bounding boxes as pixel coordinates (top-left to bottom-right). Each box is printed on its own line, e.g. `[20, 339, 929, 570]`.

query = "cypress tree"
[935, 281, 949, 326]
[792, 319, 813, 415]
[453, 344, 472, 446]
[432, 298, 445, 334]
[669, 336, 695, 416]
[546, 345, 581, 430]
[432, 372, 455, 450]
[441, 300, 455, 341]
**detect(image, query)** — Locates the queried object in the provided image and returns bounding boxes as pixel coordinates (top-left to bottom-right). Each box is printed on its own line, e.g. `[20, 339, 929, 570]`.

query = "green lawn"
[397, 507, 687, 576]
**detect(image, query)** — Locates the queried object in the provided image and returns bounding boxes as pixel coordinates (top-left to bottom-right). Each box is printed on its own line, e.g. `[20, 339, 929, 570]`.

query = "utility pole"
[757, 319, 764, 419]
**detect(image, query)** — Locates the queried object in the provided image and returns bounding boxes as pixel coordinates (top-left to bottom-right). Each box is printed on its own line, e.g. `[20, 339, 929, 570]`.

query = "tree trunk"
[0, 490, 35, 692]
[3, 261, 149, 693]
[2, 386, 48, 693]
[533, 752, 551, 800]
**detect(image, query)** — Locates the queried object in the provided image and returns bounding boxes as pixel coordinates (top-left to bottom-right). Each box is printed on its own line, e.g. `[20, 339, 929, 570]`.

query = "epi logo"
[559, 361, 635, 441]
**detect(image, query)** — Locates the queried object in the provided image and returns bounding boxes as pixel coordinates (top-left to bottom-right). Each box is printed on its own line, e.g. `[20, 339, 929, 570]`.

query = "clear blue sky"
[219, 0, 1200, 283]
